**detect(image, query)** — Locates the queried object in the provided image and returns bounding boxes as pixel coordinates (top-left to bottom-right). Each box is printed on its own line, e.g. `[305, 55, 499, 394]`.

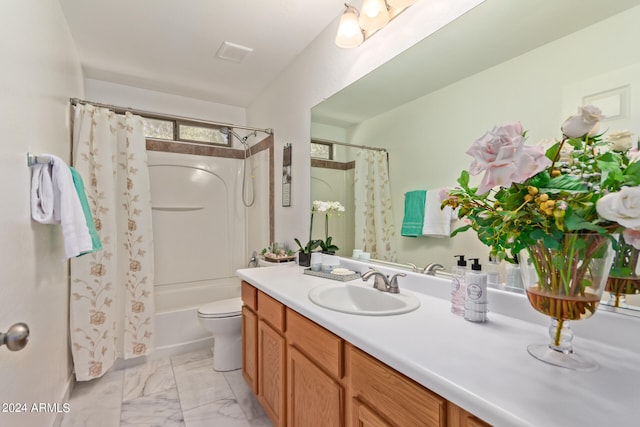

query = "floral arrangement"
[295, 200, 345, 254]
[444, 105, 640, 260]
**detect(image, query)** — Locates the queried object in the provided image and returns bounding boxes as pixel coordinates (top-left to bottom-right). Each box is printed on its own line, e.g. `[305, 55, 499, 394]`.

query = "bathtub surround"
[70, 104, 156, 381]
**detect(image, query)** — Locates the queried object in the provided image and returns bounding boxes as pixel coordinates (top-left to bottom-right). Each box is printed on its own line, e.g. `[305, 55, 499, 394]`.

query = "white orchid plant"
[444, 105, 640, 261]
[294, 200, 345, 254]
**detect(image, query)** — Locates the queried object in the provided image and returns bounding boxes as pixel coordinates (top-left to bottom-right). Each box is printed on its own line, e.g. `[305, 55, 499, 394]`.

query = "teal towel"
[69, 167, 103, 255]
[401, 190, 426, 237]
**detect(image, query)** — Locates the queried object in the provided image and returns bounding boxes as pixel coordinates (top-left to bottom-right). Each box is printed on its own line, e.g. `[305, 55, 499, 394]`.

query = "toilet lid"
[198, 297, 242, 318]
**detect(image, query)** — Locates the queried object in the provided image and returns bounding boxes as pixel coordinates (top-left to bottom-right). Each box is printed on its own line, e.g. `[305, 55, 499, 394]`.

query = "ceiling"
[58, 0, 346, 107]
[311, 0, 640, 128]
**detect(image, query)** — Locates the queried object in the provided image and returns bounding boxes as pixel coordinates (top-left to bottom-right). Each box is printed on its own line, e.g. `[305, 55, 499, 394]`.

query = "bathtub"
[153, 276, 241, 357]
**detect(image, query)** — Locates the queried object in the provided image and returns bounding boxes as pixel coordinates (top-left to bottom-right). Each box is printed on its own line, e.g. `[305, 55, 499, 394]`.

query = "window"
[178, 122, 228, 145]
[310, 141, 333, 160]
[141, 117, 230, 147]
[143, 117, 174, 140]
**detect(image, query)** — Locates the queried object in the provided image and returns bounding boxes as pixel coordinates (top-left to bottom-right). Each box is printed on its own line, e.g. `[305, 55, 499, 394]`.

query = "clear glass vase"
[605, 235, 640, 308]
[519, 233, 614, 371]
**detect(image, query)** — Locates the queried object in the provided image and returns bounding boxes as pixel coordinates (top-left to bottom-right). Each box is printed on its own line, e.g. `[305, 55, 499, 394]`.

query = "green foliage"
[294, 238, 320, 254]
[318, 236, 339, 254]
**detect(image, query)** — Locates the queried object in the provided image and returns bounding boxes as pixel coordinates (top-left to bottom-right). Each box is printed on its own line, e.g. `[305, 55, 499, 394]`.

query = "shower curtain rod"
[69, 98, 273, 135]
[313, 138, 386, 152]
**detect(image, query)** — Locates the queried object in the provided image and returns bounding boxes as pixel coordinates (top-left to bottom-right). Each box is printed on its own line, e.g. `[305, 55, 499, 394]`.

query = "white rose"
[561, 105, 603, 139]
[596, 187, 640, 229]
[607, 130, 635, 152]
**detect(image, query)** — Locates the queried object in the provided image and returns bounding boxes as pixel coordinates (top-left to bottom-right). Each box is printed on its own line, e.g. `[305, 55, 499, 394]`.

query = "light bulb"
[335, 5, 364, 48]
[359, 0, 390, 31]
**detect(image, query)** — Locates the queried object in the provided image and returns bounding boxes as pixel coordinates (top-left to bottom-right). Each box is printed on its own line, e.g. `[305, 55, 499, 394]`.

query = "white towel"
[31, 154, 93, 258]
[422, 189, 454, 238]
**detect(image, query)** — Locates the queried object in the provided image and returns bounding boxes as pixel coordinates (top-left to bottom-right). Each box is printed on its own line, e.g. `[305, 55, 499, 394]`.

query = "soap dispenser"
[451, 255, 467, 316]
[464, 258, 488, 323]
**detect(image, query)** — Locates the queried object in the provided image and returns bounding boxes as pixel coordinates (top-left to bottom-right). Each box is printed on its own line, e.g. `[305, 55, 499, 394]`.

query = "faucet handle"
[388, 273, 406, 293]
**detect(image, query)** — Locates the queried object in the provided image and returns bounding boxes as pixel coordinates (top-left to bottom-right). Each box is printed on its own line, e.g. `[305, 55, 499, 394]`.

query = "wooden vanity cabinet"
[349, 345, 447, 427]
[241, 282, 258, 393]
[447, 404, 492, 427]
[241, 281, 491, 427]
[241, 281, 287, 427]
[286, 308, 345, 427]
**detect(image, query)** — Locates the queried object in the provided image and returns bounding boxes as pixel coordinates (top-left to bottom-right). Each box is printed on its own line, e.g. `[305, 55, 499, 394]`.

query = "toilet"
[197, 297, 243, 372]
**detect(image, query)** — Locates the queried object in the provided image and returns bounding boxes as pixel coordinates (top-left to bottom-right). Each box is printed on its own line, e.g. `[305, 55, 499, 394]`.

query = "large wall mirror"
[310, 0, 640, 313]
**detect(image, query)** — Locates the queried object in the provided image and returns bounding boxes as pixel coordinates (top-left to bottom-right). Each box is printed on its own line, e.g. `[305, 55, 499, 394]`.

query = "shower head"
[220, 127, 242, 142]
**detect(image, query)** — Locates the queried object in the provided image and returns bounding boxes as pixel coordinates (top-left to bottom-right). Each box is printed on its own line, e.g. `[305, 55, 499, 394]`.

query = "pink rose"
[561, 105, 603, 138]
[467, 123, 551, 194]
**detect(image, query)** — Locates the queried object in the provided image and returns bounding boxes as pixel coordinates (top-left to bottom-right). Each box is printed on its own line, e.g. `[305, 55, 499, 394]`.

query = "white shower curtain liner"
[354, 150, 397, 262]
[70, 104, 155, 381]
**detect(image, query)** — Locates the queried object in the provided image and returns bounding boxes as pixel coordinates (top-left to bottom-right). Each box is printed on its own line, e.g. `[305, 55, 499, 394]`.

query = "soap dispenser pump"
[451, 255, 467, 316]
[464, 258, 488, 322]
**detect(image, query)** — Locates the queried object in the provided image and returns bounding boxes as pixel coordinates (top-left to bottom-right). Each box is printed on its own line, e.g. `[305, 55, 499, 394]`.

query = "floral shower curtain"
[70, 104, 155, 381]
[354, 150, 397, 262]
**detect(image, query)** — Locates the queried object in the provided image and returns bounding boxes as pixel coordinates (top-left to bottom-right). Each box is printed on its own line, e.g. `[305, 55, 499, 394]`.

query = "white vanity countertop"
[237, 262, 640, 427]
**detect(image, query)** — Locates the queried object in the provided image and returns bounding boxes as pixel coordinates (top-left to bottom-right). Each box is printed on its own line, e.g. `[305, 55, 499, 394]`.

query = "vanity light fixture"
[335, 5, 364, 48]
[386, 0, 417, 8]
[335, 1, 417, 49]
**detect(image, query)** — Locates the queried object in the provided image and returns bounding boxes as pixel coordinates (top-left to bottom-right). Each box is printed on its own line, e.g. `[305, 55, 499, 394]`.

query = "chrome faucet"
[422, 263, 445, 275]
[361, 268, 406, 294]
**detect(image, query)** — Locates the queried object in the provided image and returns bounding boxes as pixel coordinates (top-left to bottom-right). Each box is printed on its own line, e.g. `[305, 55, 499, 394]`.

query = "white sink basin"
[308, 282, 420, 316]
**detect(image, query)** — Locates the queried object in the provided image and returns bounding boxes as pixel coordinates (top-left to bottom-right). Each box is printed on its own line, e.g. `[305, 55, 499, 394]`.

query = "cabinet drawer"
[241, 281, 257, 311]
[257, 291, 285, 332]
[349, 346, 446, 427]
[286, 308, 343, 378]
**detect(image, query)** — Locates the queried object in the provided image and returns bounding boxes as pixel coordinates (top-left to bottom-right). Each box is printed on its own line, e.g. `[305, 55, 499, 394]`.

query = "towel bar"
[27, 153, 52, 167]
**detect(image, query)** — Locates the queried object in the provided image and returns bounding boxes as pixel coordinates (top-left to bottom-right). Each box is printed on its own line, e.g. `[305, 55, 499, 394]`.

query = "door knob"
[0, 322, 29, 351]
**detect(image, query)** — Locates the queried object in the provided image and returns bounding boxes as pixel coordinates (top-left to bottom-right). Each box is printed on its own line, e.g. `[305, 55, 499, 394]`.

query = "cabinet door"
[349, 346, 446, 427]
[258, 319, 286, 427]
[352, 398, 391, 427]
[447, 403, 492, 427]
[288, 346, 344, 427]
[242, 306, 258, 394]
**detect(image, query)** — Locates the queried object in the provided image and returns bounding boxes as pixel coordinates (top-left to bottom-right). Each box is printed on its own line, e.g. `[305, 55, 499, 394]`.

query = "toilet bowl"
[197, 297, 243, 372]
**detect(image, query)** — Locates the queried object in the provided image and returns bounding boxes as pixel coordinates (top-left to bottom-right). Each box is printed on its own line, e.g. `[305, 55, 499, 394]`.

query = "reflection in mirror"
[310, 139, 395, 260]
[311, 0, 640, 313]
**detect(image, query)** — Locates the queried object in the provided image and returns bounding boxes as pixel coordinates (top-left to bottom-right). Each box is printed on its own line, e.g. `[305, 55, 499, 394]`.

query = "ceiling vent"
[216, 41, 253, 63]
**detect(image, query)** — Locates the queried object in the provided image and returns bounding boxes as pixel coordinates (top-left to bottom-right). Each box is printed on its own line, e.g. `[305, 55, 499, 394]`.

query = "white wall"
[247, 0, 484, 249]
[0, 1, 84, 426]
[85, 79, 247, 129]
[349, 6, 640, 270]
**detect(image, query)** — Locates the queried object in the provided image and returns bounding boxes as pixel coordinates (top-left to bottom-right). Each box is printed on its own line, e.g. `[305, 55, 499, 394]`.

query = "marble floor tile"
[249, 416, 274, 427]
[120, 387, 184, 427]
[224, 369, 266, 420]
[62, 349, 273, 427]
[61, 369, 124, 427]
[123, 358, 175, 402]
[182, 398, 250, 427]
[170, 348, 212, 368]
[173, 358, 235, 411]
